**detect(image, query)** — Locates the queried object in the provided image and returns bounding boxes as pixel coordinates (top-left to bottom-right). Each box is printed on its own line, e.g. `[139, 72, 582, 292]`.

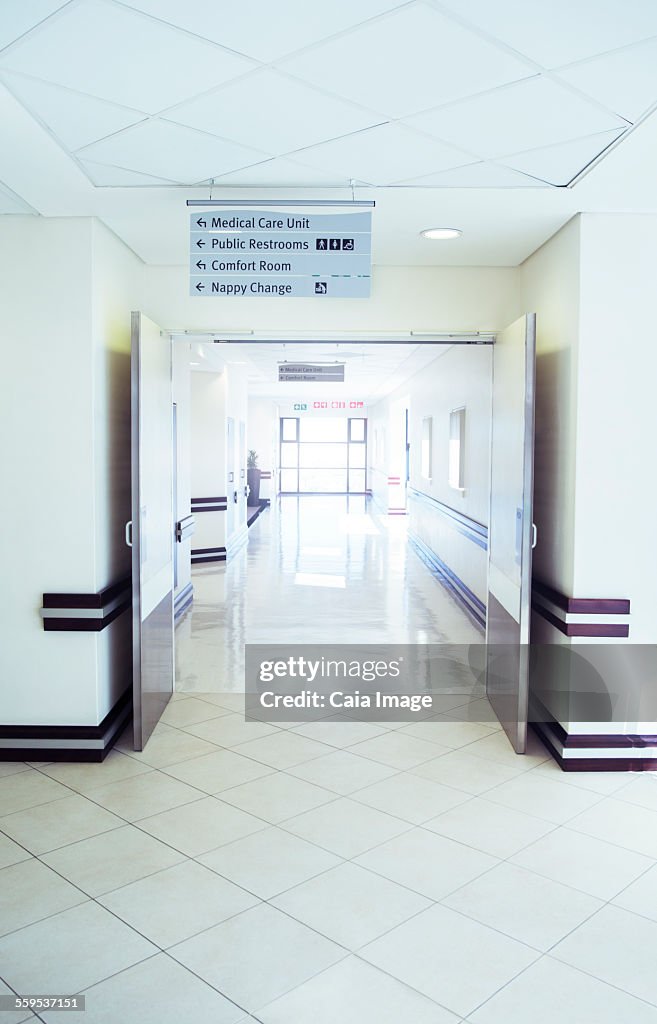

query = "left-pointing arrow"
[196, 217, 207, 228]
[196, 260, 206, 270]
[196, 238, 206, 248]
[195, 282, 205, 292]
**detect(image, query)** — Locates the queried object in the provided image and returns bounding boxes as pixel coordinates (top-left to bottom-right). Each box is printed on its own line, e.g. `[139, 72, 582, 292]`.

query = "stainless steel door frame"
[130, 311, 175, 751]
[486, 313, 536, 753]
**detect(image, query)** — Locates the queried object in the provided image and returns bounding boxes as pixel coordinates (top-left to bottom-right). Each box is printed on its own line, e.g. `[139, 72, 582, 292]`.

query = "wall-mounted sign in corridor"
[189, 209, 371, 299]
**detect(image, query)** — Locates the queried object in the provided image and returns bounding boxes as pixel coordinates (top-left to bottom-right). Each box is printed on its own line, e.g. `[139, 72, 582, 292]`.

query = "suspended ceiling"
[1, 0, 657, 266]
[187, 338, 452, 402]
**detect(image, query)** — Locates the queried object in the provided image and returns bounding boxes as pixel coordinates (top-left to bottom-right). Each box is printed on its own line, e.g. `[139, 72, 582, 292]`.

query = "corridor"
[3, 500, 657, 1022]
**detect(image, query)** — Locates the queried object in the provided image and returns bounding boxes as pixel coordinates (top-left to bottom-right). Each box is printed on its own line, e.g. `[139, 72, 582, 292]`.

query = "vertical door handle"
[125, 520, 133, 548]
[233, 491, 238, 504]
[531, 523, 538, 549]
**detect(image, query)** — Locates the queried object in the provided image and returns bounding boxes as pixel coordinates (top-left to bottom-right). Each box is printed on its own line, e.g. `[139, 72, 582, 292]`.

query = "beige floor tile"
[38, 750, 153, 794]
[0, 794, 123, 854]
[352, 772, 468, 824]
[361, 903, 537, 1018]
[410, 749, 526, 794]
[469, 955, 657, 1024]
[159, 697, 232, 728]
[0, 832, 32, 869]
[348, 731, 450, 770]
[219, 772, 336, 824]
[551, 904, 657, 1005]
[198, 826, 341, 899]
[531, 758, 636, 795]
[290, 719, 387, 748]
[425, 796, 554, 859]
[271, 861, 430, 950]
[0, 978, 37, 1024]
[0, 771, 71, 816]
[615, 773, 657, 812]
[613, 862, 657, 922]
[465, 730, 551, 768]
[257, 956, 459, 1024]
[42, 952, 247, 1024]
[137, 796, 267, 856]
[116, 728, 222, 768]
[442, 861, 602, 951]
[99, 860, 258, 947]
[567, 797, 657, 858]
[0, 859, 87, 936]
[283, 797, 410, 858]
[484, 773, 602, 825]
[162, 748, 275, 793]
[399, 719, 495, 749]
[511, 827, 654, 900]
[86, 771, 205, 822]
[41, 824, 185, 896]
[170, 903, 345, 1011]
[182, 714, 279, 747]
[0, 901, 157, 994]
[285, 749, 398, 795]
[0, 763, 31, 778]
[232, 731, 334, 770]
[355, 826, 498, 900]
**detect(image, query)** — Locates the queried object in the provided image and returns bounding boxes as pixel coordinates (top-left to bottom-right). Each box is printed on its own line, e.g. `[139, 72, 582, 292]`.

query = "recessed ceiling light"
[420, 227, 462, 240]
[190, 361, 201, 366]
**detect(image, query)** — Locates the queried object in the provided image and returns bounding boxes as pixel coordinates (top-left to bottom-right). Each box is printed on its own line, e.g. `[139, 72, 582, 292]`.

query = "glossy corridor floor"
[2, 500, 657, 1023]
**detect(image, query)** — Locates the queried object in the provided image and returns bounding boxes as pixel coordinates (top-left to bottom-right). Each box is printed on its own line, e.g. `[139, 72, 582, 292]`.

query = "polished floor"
[2, 498, 657, 1023]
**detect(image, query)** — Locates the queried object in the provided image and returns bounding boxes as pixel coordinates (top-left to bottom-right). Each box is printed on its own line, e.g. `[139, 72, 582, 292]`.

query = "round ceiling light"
[420, 227, 462, 240]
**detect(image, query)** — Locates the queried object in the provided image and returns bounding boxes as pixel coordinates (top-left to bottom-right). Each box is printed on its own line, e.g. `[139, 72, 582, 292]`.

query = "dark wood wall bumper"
[42, 577, 131, 632]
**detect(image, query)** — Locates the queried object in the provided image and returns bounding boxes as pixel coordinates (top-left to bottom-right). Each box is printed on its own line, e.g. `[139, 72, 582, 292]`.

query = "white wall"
[575, 214, 657, 641]
[368, 344, 492, 611]
[0, 216, 138, 725]
[190, 370, 226, 553]
[142, 264, 519, 334]
[248, 397, 279, 501]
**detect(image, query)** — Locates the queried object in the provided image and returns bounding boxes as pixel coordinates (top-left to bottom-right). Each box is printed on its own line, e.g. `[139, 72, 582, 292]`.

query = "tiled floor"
[2, 499, 657, 1022]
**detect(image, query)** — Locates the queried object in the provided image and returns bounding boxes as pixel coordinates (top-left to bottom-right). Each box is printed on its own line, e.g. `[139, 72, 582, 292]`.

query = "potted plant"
[247, 449, 261, 505]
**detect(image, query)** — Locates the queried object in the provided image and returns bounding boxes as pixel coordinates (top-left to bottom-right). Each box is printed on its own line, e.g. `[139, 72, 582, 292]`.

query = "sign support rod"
[186, 199, 375, 208]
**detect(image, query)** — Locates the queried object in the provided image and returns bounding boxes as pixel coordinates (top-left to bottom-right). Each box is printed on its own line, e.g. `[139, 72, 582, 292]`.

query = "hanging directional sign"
[189, 209, 371, 299]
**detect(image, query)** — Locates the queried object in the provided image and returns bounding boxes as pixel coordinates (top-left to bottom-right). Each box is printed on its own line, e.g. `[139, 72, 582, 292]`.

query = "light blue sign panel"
[190, 231, 371, 255]
[189, 208, 372, 298]
[190, 253, 371, 276]
[189, 276, 371, 298]
[190, 210, 372, 233]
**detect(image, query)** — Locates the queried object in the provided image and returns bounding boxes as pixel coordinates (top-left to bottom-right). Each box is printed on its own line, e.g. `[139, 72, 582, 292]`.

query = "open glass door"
[486, 313, 536, 753]
[129, 311, 174, 750]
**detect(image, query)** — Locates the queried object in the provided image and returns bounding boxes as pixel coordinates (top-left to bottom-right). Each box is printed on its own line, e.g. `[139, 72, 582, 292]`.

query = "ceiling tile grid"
[1, 0, 657, 269]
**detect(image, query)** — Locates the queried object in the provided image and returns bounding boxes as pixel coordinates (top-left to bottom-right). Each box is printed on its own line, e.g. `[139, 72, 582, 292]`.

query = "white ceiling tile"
[121, 0, 405, 61]
[500, 129, 627, 186]
[435, 0, 657, 68]
[211, 157, 367, 187]
[3, 73, 147, 150]
[77, 119, 270, 184]
[0, 0, 68, 52]
[280, 2, 534, 118]
[555, 39, 657, 123]
[293, 122, 471, 185]
[0, 179, 37, 213]
[79, 160, 178, 186]
[0, 0, 255, 113]
[405, 76, 627, 160]
[164, 69, 383, 155]
[395, 161, 547, 187]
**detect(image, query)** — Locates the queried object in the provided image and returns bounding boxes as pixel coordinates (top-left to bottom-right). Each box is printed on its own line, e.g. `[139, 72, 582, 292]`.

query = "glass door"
[279, 416, 367, 493]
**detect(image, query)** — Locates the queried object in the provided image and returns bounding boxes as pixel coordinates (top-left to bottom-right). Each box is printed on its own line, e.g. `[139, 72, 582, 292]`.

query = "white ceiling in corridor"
[0, 0, 657, 265]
